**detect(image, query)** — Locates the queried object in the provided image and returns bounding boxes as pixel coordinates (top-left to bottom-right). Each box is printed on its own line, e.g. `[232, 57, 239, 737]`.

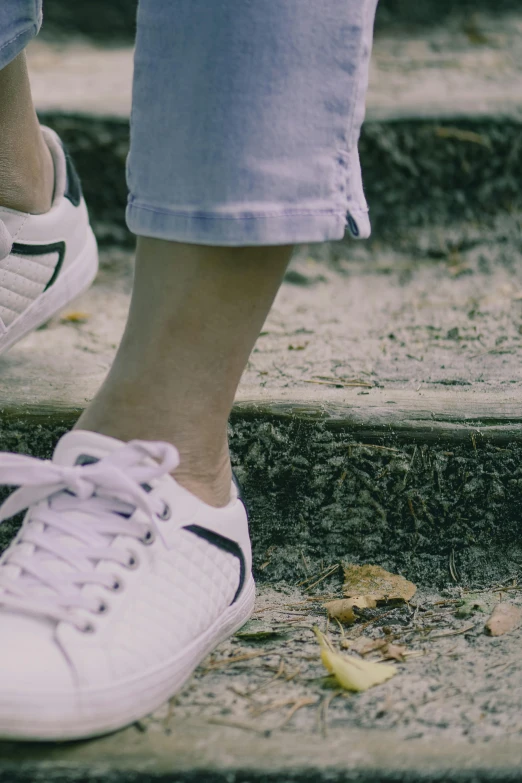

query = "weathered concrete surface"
[2, 245, 522, 584]
[5, 725, 522, 782]
[28, 11, 522, 244]
[3, 586, 522, 780]
[5, 239, 522, 406]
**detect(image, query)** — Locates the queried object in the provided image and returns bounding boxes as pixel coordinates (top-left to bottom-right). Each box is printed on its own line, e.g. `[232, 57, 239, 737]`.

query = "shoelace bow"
[0, 219, 13, 262]
[0, 440, 180, 629]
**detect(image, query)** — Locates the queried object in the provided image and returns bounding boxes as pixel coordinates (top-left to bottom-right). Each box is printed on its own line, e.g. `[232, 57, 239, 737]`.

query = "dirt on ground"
[139, 581, 522, 745]
[248, 217, 522, 394]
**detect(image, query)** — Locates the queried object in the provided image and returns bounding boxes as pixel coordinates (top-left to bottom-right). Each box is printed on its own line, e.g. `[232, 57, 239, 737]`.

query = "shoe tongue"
[53, 430, 126, 467]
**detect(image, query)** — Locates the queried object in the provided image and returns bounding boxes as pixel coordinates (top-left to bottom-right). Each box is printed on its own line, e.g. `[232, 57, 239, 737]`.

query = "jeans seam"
[127, 200, 346, 221]
[0, 24, 37, 55]
[345, 18, 365, 151]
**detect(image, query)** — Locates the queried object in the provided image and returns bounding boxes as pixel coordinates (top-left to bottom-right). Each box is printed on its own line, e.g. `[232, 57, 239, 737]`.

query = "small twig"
[449, 549, 461, 583]
[207, 718, 269, 735]
[429, 623, 475, 639]
[253, 605, 282, 615]
[297, 564, 339, 588]
[486, 659, 516, 673]
[463, 585, 522, 595]
[276, 698, 318, 729]
[302, 378, 373, 388]
[251, 696, 304, 717]
[229, 686, 256, 701]
[317, 690, 343, 738]
[357, 608, 399, 631]
[402, 445, 418, 489]
[357, 444, 404, 453]
[285, 666, 301, 682]
[204, 650, 271, 671]
[303, 565, 341, 593]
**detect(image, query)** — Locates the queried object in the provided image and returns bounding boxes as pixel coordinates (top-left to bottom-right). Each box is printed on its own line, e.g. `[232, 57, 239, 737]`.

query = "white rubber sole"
[0, 576, 256, 741]
[0, 227, 98, 356]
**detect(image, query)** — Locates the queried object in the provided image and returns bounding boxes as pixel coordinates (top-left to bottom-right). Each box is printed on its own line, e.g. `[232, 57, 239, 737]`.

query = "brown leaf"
[351, 596, 377, 610]
[484, 603, 522, 637]
[382, 643, 407, 662]
[343, 564, 416, 604]
[324, 599, 356, 625]
[348, 636, 387, 656]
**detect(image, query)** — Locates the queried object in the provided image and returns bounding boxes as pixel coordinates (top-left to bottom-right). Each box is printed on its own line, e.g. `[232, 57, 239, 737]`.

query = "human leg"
[0, 3, 52, 212]
[0, 0, 378, 740]
[77, 239, 292, 506]
[0, 3, 98, 355]
[78, 0, 378, 506]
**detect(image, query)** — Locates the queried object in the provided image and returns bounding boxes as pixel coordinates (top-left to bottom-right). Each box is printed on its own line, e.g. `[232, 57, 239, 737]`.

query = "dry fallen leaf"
[343, 564, 416, 604]
[382, 643, 408, 662]
[324, 599, 355, 625]
[484, 603, 522, 637]
[351, 596, 378, 609]
[235, 620, 285, 641]
[314, 628, 397, 692]
[61, 311, 90, 324]
[345, 636, 387, 655]
[324, 595, 377, 625]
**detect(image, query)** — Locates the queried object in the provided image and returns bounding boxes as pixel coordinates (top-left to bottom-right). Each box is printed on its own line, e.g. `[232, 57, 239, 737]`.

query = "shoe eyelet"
[110, 578, 125, 593]
[141, 528, 156, 546]
[80, 622, 96, 634]
[158, 502, 171, 521]
[125, 551, 140, 570]
[96, 601, 109, 615]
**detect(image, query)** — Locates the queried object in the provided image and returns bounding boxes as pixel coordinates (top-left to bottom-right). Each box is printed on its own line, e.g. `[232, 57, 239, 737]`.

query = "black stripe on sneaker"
[75, 454, 99, 466]
[64, 150, 82, 207]
[11, 241, 66, 291]
[184, 524, 246, 604]
[232, 470, 250, 519]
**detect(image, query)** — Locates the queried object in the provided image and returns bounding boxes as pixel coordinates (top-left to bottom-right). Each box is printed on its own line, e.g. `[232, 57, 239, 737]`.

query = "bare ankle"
[174, 455, 233, 508]
[0, 134, 54, 214]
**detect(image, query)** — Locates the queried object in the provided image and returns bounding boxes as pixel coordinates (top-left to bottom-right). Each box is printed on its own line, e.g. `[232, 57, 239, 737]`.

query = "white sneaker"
[0, 127, 98, 356]
[0, 431, 255, 741]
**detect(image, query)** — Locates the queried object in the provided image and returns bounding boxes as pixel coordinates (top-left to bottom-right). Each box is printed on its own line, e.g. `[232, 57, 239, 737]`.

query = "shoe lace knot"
[0, 440, 180, 629]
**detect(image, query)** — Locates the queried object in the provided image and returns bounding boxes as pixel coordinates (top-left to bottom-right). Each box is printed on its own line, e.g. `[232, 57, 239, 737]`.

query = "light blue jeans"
[1, 0, 377, 246]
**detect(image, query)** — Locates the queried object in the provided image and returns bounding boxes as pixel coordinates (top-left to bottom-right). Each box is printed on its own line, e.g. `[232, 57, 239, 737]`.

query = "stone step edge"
[2, 388, 521, 586]
[3, 388, 522, 454]
[2, 718, 522, 782]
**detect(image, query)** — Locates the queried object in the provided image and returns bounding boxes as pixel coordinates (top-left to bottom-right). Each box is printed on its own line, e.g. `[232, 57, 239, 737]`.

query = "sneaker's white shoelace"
[0, 219, 13, 262]
[0, 440, 179, 630]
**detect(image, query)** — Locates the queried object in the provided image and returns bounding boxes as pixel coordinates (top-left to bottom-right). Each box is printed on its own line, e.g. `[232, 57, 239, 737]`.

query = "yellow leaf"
[314, 628, 397, 692]
[61, 311, 90, 324]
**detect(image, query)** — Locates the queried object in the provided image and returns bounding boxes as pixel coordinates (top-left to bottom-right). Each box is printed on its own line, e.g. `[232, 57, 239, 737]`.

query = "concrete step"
[2, 241, 522, 586]
[2, 14, 522, 780]
[28, 11, 522, 244]
[3, 582, 522, 779]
